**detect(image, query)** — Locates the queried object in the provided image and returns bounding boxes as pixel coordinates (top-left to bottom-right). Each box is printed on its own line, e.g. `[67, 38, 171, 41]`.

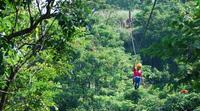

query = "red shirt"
[133, 67, 142, 77]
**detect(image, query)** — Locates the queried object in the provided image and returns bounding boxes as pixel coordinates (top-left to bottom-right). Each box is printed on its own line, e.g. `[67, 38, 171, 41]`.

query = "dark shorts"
[134, 77, 141, 83]
[133, 76, 141, 89]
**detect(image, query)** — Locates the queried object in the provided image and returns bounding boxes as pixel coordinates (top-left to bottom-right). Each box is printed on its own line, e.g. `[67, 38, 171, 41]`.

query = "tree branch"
[46, 0, 55, 15]
[18, 43, 35, 50]
[0, 1, 58, 109]
[0, 90, 11, 94]
[4, 0, 57, 42]
[11, 6, 19, 34]
[27, 2, 33, 26]
[17, 15, 57, 50]
[4, 13, 57, 42]
[36, 0, 42, 15]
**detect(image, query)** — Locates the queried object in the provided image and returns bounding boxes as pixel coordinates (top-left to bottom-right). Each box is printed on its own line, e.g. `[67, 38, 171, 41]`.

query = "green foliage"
[143, 66, 172, 88]
[162, 93, 200, 111]
[142, 1, 200, 91]
[53, 1, 200, 111]
[106, 0, 141, 10]
[0, 0, 94, 110]
[54, 22, 135, 110]
[1, 0, 200, 110]
[124, 90, 141, 104]
[4, 50, 62, 110]
[57, 0, 91, 39]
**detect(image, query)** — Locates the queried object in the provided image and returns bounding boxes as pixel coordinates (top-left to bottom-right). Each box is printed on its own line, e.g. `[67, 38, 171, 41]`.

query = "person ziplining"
[127, 0, 157, 89]
[122, 0, 157, 89]
[132, 63, 143, 89]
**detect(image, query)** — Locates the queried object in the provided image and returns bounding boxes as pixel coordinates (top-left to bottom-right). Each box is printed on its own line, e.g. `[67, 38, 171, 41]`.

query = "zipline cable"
[143, 0, 158, 35]
[130, 0, 158, 55]
[131, 31, 137, 55]
[128, 9, 137, 55]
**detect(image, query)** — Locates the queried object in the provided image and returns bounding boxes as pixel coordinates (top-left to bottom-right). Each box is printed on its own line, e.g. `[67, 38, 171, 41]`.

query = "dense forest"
[0, 0, 200, 110]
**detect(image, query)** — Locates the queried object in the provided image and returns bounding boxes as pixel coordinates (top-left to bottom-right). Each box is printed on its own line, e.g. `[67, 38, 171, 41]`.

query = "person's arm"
[140, 71, 145, 86]
[132, 66, 135, 72]
[132, 64, 137, 71]
[141, 77, 145, 85]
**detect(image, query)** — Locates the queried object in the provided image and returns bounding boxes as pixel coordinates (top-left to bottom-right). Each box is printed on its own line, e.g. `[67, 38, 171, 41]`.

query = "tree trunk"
[0, 86, 9, 111]
[0, 68, 17, 110]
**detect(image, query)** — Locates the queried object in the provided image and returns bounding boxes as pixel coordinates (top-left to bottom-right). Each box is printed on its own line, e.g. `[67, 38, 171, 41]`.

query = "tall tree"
[0, 0, 91, 110]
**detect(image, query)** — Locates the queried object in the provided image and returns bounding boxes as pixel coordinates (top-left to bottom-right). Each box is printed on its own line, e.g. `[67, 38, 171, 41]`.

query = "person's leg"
[134, 77, 139, 89]
[134, 77, 137, 89]
[137, 77, 141, 88]
[135, 84, 137, 89]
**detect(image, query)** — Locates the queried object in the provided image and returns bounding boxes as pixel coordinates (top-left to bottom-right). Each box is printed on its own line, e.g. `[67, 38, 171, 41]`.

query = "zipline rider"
[132, 63, 143, 89]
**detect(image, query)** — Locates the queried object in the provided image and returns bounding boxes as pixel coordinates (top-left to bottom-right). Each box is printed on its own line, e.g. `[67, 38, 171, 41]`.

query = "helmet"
[136, 63, 142, 69]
